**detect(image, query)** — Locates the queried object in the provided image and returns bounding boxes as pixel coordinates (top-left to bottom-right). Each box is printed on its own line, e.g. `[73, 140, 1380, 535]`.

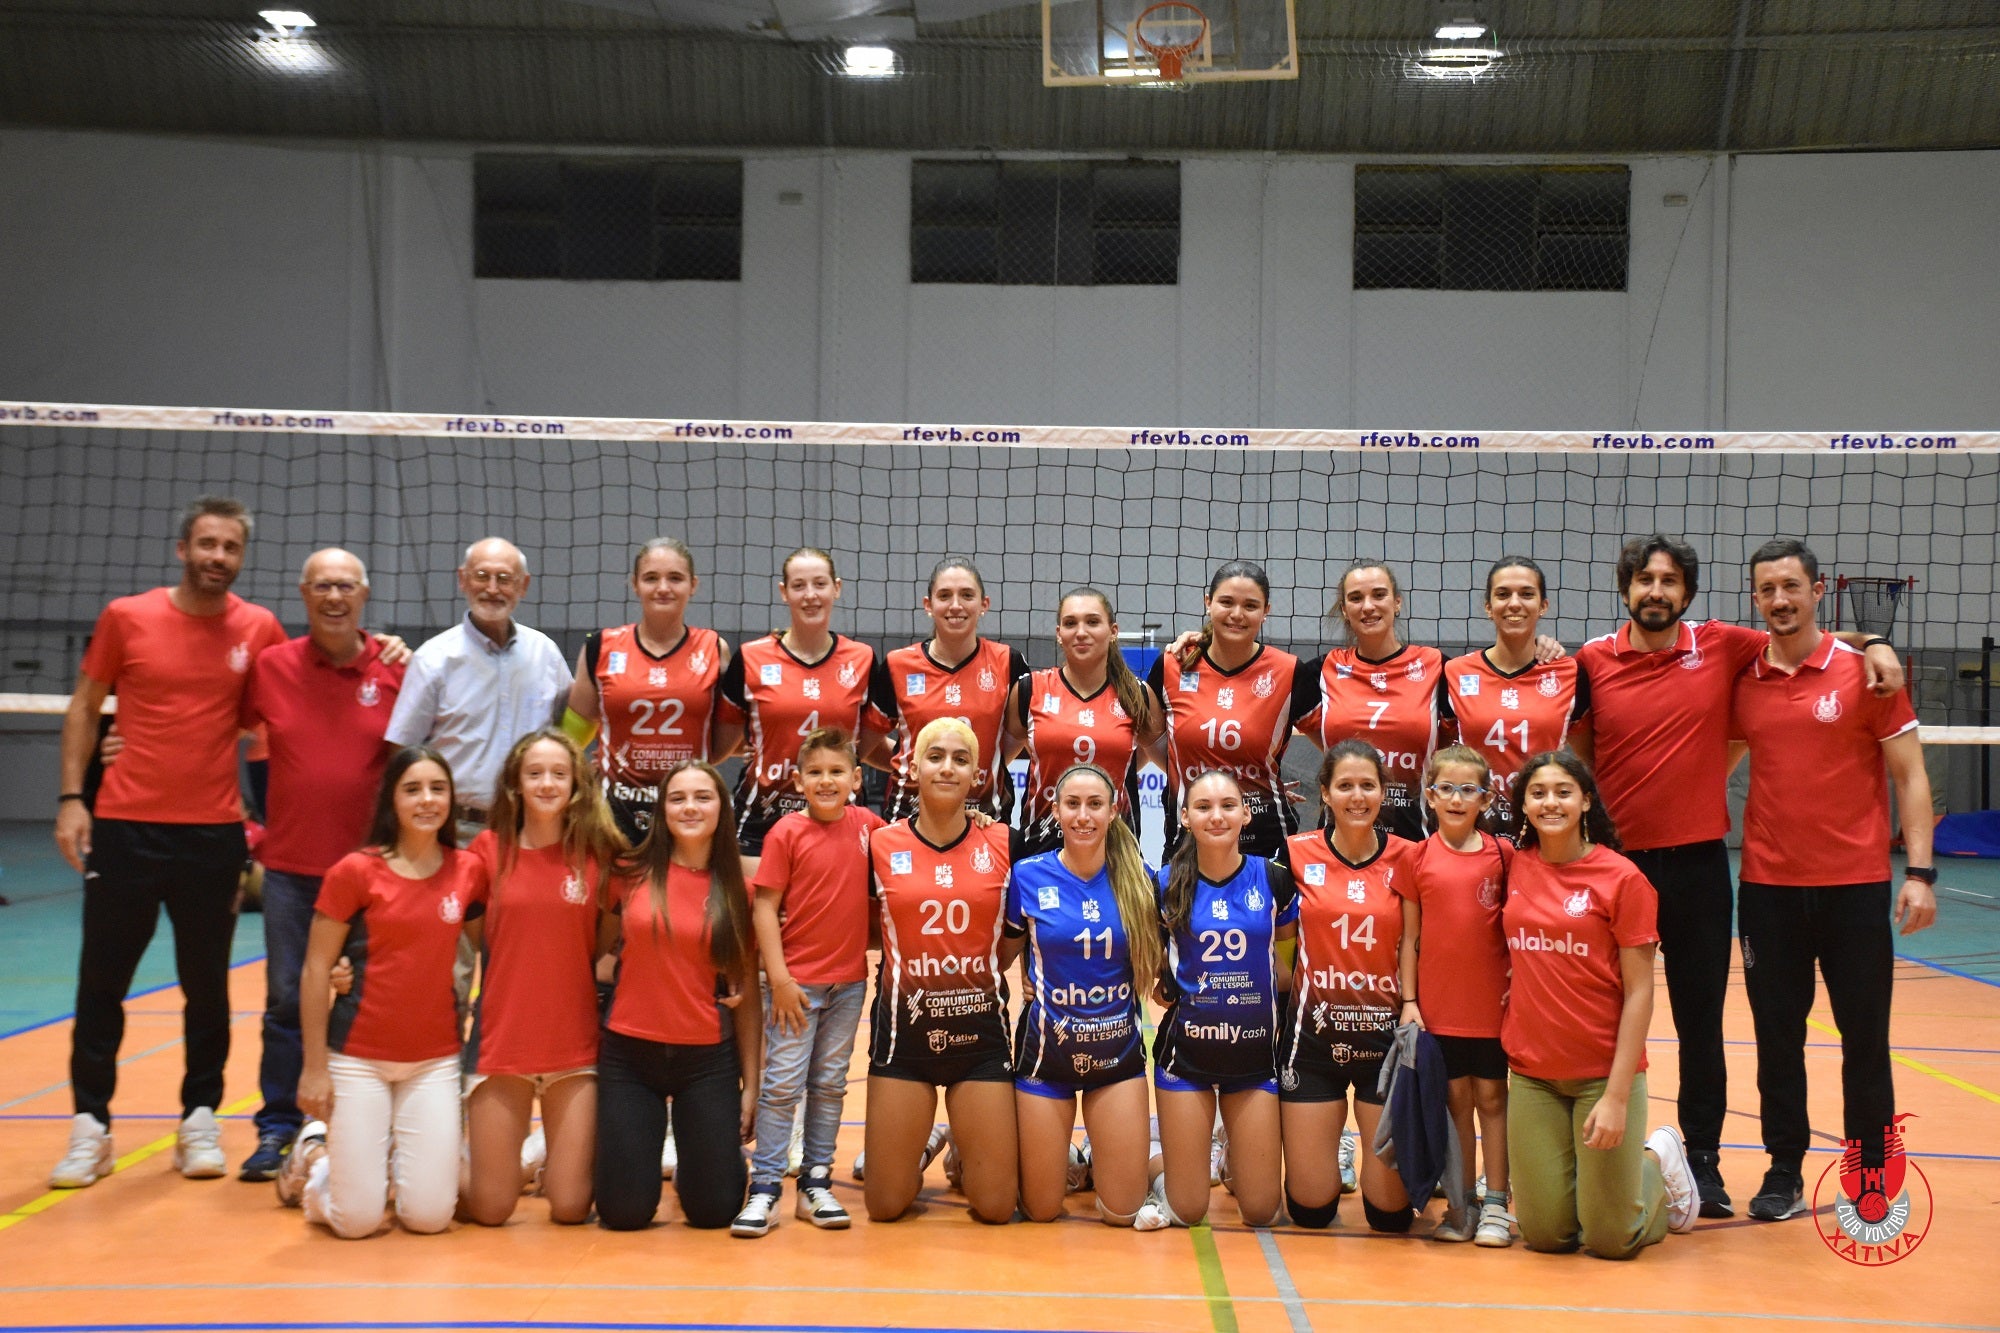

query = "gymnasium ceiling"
[2, 0, 1996, 155]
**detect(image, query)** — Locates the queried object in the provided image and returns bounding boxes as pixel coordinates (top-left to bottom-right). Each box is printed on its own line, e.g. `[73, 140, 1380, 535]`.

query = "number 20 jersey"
[868, 819, 1012, 1070]
[1152, 857, 1298, 1086]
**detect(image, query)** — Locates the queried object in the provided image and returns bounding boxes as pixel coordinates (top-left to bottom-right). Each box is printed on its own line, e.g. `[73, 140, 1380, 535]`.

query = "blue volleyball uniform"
[1005, 850, 1149, 1094]
[1151, 856, 1297, 1092]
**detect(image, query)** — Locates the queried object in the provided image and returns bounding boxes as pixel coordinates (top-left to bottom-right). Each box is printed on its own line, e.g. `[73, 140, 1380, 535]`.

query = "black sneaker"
[731, 1187, 781, 1238]
[239, 1131, 293, 1182]
[1689, 1149, 1734, 1219]
[1747, 1165, 1805, 1221]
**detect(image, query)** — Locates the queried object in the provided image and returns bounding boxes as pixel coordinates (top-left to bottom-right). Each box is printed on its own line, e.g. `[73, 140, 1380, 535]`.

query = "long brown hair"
[364, 746, 456, 852]
[613, 760, 754, 977]
[486, 728, 626, 898]
[1509, 750, 1622, 852]
[1059, 586, 1153, 732]
[1056, 764, 1161, 996]
[1162, 768, 1245, 933]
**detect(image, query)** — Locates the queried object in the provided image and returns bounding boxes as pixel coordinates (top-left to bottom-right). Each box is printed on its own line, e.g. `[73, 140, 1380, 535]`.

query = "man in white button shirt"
[384, 537, 571, 824]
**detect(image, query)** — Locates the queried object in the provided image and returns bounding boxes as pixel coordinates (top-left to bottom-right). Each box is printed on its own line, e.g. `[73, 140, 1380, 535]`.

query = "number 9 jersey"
[1152, 856, 1297, 1089]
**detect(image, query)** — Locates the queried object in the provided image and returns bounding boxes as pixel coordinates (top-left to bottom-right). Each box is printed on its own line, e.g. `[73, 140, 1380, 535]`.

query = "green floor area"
[0, 822, 1995, 1039]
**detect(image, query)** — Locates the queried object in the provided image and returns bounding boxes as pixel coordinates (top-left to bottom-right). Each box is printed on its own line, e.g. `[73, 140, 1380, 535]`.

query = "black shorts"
[1433, 1034, 1508, 1082]
[870, 1049, 1013, 1087]
[1279, 1052, 1387, 1105]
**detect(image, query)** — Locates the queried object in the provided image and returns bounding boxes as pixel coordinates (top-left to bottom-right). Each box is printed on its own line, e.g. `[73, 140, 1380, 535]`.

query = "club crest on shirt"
[356, 679, 381, 707]
[561, 873, 589, 905]
[607, 651, 627, 675]
[1210, 897, 1230, 921]
[1302, 863, 1326, 887]
[1217, 687, 1236, 711]
[802, 676, 821, 700]
[906, 673, 927, 696]
[689, 649, 708, 674]
[1078, 708, 1096, 728]
[647, 666, 668, 688]
[1680, 647, 1704, 671]
[1537, 672, 1560, 698]
[760, 662, 783, 686]
[970, 843, 995, 874]
[889, 850, 913, 876]
[1081, 898, 1101, 923]
[838, 661, 861, 689]
[1347, 879, 1368, 904]
[228, 642, 251, 674]
[1039, 884, 1059, 910]
[1370, 672, 1389, 693]
[1477, 877, 1501, 910]
[1501, 688, 1521, 711]
[928, 1029, 949, 1053]
[1253, 670, 1277, 699]
[1407, 659, 1427, 682]
[934, 864, 955, 888]
[945, 683, 962, 706]
[1072, 1052, 1093, 1075]
[1458, 673, 1481, 696]
[439, 892, 465, 924]
[1245, 886, 1265, 912]
[1110, 700, 1127, 720]
[978, 667, 997, 692]
[1814, 690, 1843, 723]
[1563, 888, 1593, 918]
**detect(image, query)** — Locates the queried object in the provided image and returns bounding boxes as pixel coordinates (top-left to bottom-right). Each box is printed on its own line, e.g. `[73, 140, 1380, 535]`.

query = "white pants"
[304, 1052, 461, 1239]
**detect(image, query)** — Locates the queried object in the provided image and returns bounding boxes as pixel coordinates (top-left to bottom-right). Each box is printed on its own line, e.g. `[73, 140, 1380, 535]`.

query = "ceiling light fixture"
[1434, 22, 1487, 39]
[1414, 45, 1502, 77]
[842, 45, 896, 77]
[258, 9, 316, 35]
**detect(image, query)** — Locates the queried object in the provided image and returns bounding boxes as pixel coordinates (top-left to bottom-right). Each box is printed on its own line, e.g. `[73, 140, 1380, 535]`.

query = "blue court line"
[0, 956, 267, 1043]
[1898, 952, 2000, 989]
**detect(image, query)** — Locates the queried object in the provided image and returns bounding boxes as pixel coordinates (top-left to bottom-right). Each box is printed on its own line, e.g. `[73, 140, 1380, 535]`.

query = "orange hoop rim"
[1133, 0, 1209, 82]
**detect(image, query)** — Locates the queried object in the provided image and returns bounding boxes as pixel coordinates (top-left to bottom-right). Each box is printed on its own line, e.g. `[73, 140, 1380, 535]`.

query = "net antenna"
[1133, 1, 1210, 84]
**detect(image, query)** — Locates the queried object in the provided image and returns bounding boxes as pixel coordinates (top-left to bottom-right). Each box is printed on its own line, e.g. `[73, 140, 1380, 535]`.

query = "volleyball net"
[2, 402, 1995, 795]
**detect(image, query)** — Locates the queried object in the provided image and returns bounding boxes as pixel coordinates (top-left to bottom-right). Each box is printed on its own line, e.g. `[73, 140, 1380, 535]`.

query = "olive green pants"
[1508, 1071, 1669, 1259]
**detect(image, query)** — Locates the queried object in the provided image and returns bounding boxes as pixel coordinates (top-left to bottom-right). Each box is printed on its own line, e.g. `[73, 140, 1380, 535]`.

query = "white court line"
[1940, 885, 1994, 900]
[1256, 1228, 1313, 1333]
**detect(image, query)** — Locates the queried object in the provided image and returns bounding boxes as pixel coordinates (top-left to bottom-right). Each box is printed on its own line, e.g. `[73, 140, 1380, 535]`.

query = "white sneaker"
[1338, 1130, 1359, 1193]
[795, 1168, 851, 1229]
[940, 1138, 963, 1191]
[661, 1133, 677, 1180]
[731, 1188, 780, 1238]
[275, 1121, 327, 1208]
[850, 1149, 867, 1180]
[175, 1107, 226, 1179]
[1473, 1199, 1515, 1248]
[520, 1126, 547, 1196]
[1647, 1125, 1699, 1234]
[919, 1124, 951, 1175]
[49, 1113, 113, 1189]
[785, 1106, 806, 1177]
[1432, 1203, 1476, 1242]
[1134, 1175, 1172, 1231]
[1066, 1139, 1093, 1194]
[1209, 1121, 1228, 1189]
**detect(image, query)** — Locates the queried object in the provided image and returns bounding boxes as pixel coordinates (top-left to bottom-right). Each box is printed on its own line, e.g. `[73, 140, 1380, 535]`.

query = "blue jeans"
[253, 868, 319, 1139]
[749, 980, 866, 1189]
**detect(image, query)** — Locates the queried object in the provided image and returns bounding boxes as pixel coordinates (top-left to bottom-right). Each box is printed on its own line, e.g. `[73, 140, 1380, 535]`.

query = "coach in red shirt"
[1573, 535, 1901, 1218]
[50, 497, 288, 1190]
[232, 548, 405, 1182]
[1729, 538, 1936, 1224]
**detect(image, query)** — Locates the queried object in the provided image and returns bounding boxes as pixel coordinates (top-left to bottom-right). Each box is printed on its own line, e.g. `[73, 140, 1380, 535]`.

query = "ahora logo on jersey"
[1048, 980, 1132, 1007]
[1308, 966, 1396, 995]
[908, 952, 988, 979]
[1509, 927, 1590, 956]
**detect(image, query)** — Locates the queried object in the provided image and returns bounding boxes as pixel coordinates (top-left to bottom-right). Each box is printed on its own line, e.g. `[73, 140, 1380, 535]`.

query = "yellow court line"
[1804, 1017, 2000, 1106]
[0, 1093, 262, 1236]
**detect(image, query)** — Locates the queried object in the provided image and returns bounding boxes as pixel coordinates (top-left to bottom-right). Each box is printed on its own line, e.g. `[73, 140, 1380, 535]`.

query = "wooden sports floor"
[2, 828, 1997, 1333]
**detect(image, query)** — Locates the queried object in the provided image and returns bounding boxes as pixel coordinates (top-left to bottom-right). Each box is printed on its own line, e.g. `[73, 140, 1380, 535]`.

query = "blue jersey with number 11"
[1152, 857, 1297, 1086]
[1006, 850, 1148, 1088]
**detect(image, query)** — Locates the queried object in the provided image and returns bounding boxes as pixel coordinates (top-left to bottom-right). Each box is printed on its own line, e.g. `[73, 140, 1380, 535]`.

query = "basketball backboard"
[1042, 0, 1298, 86]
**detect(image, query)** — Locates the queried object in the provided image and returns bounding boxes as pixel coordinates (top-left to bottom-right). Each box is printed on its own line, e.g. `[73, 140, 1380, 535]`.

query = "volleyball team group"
[48, 511, 1941, 1261]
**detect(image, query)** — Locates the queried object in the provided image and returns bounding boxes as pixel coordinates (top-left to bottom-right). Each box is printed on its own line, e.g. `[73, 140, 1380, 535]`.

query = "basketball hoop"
[1134, 1, 1209, 83]
[1835, 575, 1916, 638]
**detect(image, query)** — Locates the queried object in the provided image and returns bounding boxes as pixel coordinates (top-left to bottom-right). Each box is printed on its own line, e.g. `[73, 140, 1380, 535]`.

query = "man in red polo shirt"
[1729, 538, 1936, 1223]
[51, 497, 288, 1189]
[1574, 535, 1902, 1219]
[233, 548, 405, 1182]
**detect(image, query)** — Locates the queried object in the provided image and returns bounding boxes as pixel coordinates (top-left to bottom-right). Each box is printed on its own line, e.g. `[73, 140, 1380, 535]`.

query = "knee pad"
[1096, 1197, 1139, 1227]
[1363, 1196, 1416, 1233]
[1286, 1189, 1340, 1230]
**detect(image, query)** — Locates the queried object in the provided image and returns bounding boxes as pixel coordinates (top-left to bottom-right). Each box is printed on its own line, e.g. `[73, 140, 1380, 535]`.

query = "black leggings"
[594, 1028, 747, 1230]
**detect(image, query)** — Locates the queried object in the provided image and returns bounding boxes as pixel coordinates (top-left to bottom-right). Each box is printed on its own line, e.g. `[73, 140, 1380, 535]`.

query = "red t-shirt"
[1729, 635, 1919, 886]
[1441, 652, 1589, 831]
[81, 587, 286, 824]
[468, 832, 603, 1075]
[241, 634, 404, 876]
[1281, 829, 1414, 1059]
[1575, 620, 1767, 851]
[877, 639, 1029, 821]
[1403, 832, 1512, 1039]
[753, 804, 885, 986]
[608, 865, 741, 1047]
[316, 848, 488, 1062]
[1298, 645, 1445, 837]
[590, 623, 722, 796]
[868, 818, 1011, 1067]
[1501, 844, 1658, 1082]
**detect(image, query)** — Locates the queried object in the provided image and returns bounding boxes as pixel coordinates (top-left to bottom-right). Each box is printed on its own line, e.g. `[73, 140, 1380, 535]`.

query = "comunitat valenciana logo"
[1816, 1113, 1930, 1266]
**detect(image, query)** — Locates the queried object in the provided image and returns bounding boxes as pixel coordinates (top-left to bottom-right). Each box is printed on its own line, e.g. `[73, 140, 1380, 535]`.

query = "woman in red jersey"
[565, 538, 729, 842]
[593, 761, 761, 1231]
[1006, 586, 1163, 857]
[1441, 557, 1592, 834]
[1502, 751, 1696, 1258]
[865, 717, 1018, 1226]
[1277, 739, 1418, 1234]
[876, 557, 1029, 823]
[460, 730, 625, 1227]
[717, 547, 890, 868]
[279, 747, 487, 1239]
[1403, 743, 1514, 1246]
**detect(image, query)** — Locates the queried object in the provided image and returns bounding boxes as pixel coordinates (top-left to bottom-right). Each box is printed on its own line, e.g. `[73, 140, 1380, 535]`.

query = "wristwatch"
[1904, 865, 1938, 885]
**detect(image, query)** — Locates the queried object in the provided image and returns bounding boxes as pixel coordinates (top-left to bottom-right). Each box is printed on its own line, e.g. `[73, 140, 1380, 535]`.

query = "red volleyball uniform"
[718, 633, 889, 851]
[1404, 831, 1513, 1039]
[1149, 645, 1316, 856]
[1729, 635, 1919, 887]
[1574, 620, 1767, 852]
[868, 819, 1011, 1070]
[466, 831, 603, 1076]
[316, 848, 488, 1062]
[752, 804, 885, 986]
[876, 638, 1028, 822]
[1501, 844, 1658, 1081]
[1280, 830, 1415, 1076]
[1298, 645, 1445, 841]
[1440, 652, 1590, 832]
[1016, 667, 1152, 855]
[608, 864, 743, 1047]
[81, 587, 287, 824]
[588, 624, 722, 816]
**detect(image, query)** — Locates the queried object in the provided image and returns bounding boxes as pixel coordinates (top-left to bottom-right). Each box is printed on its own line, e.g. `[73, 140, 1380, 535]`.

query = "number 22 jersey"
[1152, 857, 1297, 1087]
